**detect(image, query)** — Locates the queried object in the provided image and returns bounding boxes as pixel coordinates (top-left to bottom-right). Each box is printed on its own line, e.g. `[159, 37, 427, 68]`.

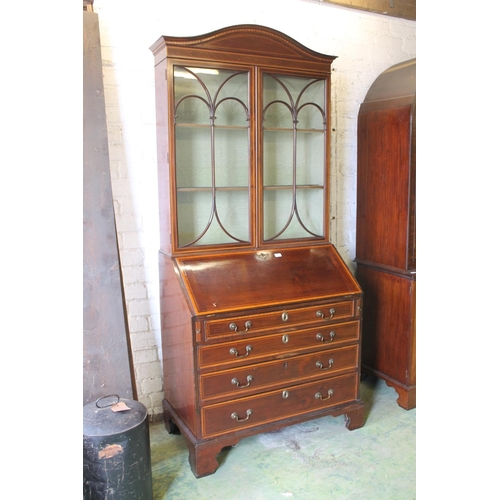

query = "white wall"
[93, 0, 416, 418]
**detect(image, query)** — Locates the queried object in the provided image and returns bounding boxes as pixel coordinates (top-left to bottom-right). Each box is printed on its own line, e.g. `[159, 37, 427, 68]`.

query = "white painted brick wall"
[93, 0, 416, 419]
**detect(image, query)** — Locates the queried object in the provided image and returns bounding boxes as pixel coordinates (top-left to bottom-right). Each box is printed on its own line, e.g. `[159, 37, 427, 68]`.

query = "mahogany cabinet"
[150, 25, 364, 477]
[355, 59, 416, 410]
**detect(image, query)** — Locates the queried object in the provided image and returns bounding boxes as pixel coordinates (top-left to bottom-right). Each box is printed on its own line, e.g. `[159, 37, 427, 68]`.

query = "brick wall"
[93, 0, 416, 419]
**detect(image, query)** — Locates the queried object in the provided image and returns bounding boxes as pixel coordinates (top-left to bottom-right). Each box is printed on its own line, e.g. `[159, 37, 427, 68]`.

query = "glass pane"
[214, 74, 248, 127]
[262, 73, 327, 241]
[263, 189, 294, 240]
[173, 66, 251, 247]
[263, 130, 293, 186]
[177, 190, 249, 247]
[296, 131, 324, 186]
[174, 67, 212, 125]
[177, 191, 213, 246]
[215, 128, 249, 188]
[295, 187, 324, 236]
[215, 189, 250, 242]
[263, 188, 324, 241]
[296, 81, 325, 130]
[175, 127, 211, 188]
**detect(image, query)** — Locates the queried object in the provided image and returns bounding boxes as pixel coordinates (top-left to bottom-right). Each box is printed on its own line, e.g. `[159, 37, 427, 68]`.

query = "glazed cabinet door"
[171, 63, 254, 250]
[260, 72, 329, 244]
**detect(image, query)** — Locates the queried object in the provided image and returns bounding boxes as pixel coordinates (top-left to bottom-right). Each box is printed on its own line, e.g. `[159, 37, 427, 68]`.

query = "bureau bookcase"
[355, 59, 416, 410]
[150, 25, 365, 477]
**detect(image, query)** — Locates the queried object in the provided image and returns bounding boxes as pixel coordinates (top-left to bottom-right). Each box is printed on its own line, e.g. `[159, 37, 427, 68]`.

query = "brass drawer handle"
[231, 375, 253, 388]
[231, 409, 253, 422]
[315, 389, 334, 401]
[229, 345, 252, 358]
[229, 321, 252, 333]
[282, 312, 289, 322]
[316, 331, 335, 343]
[316, 308, 336, 320]
[316, 358, 334, 370]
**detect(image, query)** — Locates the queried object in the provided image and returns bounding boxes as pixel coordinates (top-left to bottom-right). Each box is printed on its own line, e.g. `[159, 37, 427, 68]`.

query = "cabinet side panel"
[356, 103, 412, 270]
[409, 279, 416, 385]
[357, 265, 414, 384]
[408, 101, 416, 270]
[154, 58, 172, 254]
[159, 253, 197, 434]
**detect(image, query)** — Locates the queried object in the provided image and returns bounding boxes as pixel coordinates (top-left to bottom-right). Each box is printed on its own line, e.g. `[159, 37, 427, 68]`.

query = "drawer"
[200, 345, 358, 402]
[203, 301, 355, 341]
[201, 372, 358, 438]
[198, 320, 359, 370]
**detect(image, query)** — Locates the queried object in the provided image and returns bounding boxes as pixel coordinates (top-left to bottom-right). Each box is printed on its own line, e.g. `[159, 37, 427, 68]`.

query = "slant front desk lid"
[173, 244, 362, 315]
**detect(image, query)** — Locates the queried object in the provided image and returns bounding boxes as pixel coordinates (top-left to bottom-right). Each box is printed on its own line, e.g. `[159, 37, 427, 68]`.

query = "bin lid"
[83, 395, 148, 437]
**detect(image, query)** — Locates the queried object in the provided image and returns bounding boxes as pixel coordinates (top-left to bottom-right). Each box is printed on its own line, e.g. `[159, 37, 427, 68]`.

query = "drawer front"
[198, 320, 359, 370]
[200, 345, 358, 402]
[203, 301, 355, 341]
[201, 372, 358, 438]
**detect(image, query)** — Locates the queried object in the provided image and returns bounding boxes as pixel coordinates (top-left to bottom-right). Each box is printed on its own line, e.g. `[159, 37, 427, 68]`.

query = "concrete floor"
[149, 376, 415, 500]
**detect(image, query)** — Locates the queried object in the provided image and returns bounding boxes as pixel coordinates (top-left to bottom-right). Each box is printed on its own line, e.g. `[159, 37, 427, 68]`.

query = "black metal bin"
[83, 395, 153, 500]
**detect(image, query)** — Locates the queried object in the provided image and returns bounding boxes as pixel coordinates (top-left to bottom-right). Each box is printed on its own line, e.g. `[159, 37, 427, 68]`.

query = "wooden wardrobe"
[355, 59, 416, 410]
